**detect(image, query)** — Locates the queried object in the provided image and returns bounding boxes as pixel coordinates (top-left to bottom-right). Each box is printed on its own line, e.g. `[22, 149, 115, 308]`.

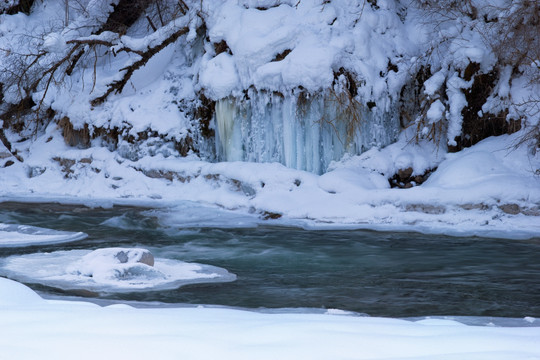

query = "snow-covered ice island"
[0, 0, 539, 358]
[0, 247, 236, 293]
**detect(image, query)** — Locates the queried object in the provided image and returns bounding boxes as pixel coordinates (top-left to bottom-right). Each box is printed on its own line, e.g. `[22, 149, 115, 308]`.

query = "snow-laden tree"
[0, 0, 197, 157]
[0, 0, 538, 164]
[409, 0, 539, 151]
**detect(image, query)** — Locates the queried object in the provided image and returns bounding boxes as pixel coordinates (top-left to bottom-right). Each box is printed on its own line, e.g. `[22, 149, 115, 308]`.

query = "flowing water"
[1, 202, 539, 318]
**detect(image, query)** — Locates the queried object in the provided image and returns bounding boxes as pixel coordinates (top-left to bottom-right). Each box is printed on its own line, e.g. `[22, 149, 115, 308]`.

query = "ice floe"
[0, 223, 87, 247]
[0, 247, 236, 293]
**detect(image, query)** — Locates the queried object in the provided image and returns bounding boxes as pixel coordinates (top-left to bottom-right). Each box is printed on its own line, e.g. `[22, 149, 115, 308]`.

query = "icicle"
[215, 98, 243, 161]
[212, 90, 400, 174]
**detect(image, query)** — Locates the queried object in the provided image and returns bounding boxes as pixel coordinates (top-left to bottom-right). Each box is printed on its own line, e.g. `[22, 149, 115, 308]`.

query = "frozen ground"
[0, 277, 539, 360]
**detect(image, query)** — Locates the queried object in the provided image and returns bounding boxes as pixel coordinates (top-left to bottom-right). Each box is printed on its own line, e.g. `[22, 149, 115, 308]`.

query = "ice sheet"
[0, 248, 236, 293]
[145, 201, 263, 229]
[0, 223, 88, 247]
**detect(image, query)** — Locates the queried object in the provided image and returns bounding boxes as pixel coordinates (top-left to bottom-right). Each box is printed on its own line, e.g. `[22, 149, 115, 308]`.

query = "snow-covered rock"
[0, 248, 237, 293]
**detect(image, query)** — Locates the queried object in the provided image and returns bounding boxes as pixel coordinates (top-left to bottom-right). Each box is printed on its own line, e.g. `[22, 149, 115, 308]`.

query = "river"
[1, 202, 539, 318]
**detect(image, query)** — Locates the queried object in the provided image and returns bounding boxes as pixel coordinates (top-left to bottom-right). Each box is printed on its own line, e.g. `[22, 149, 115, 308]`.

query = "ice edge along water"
[0, 223, 88, 247]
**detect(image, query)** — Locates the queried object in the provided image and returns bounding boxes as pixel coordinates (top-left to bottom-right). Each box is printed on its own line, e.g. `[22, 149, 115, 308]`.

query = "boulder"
[398, 167, 413, 181]
[114, 249, 154, 267]
[498, 204, 520, 215]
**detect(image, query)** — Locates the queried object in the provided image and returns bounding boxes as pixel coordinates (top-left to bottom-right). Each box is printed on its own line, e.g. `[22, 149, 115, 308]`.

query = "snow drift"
[0, 277, 539, 360]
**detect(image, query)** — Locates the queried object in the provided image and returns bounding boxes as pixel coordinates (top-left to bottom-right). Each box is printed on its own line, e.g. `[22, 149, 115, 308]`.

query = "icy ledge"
[0, 277, 539, 360]
[0, 248, 236, 293]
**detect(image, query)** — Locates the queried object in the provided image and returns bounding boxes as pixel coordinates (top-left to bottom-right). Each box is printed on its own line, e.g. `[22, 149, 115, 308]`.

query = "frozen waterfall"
[214, 90, 400, 174]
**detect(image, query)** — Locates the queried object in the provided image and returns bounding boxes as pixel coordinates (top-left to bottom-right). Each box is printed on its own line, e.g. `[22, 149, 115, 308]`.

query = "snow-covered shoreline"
[1, 197, 538, 240]
[1, 277, 539, 360]
[2, 131, 539, 240]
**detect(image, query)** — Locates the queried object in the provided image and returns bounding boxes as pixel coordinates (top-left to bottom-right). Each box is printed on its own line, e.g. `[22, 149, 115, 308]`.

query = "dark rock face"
[449, 68, 521, 152]
[390, 167, 435, 189]
[398, 167, 413, 181]
[498, 204, 520, 215]
[114, 249, 155, 267]
[138, 252, 155, 267]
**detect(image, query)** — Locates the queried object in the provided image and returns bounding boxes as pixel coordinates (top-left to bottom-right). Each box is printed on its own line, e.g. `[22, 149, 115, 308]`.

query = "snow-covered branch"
[90, 24, 190, 106]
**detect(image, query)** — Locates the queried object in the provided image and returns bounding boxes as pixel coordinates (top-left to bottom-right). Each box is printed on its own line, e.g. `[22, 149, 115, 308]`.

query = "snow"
[446, 73, 471, 146]
[0, 277, 45, 307]
[199, 53, 240, 99]
[201, 1, 342, 94]
[423, 69, 447, 97]
[426, 99, 445, 123]
[0, 248, 236, 293]
[1, 1, 539, 356]
[42, 32, 66, 53]
[0, 223, 87, 247]
[0, 277, 539, 360]
[0, 130, 539, 239]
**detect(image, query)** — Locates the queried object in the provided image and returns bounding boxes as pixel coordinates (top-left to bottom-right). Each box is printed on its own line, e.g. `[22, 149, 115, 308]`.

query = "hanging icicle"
[214, 89, 400, 174]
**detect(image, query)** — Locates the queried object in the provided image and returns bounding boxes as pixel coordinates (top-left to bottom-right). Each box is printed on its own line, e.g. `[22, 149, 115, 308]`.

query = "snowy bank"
[0, 278, 539, 360]
[1, 131, 539, 239]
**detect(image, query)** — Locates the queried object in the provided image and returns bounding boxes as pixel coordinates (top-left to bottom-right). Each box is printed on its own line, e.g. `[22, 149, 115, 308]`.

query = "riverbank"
[1, 130, 539, 239]
[1, 277, 539, 360]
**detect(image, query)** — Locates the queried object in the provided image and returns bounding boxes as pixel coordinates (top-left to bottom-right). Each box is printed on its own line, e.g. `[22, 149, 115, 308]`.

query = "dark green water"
[1, 202, 539, 318]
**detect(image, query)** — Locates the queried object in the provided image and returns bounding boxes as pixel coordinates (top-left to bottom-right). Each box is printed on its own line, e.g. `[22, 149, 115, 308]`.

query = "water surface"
[1, 202, 539, 318]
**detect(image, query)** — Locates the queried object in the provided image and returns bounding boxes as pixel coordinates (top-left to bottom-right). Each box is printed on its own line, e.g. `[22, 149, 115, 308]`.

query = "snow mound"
[0, 248, 236, 293]
[0, 277, 539, 360]
[0, 277, 44, 306]
[0, 223, 88, 247]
